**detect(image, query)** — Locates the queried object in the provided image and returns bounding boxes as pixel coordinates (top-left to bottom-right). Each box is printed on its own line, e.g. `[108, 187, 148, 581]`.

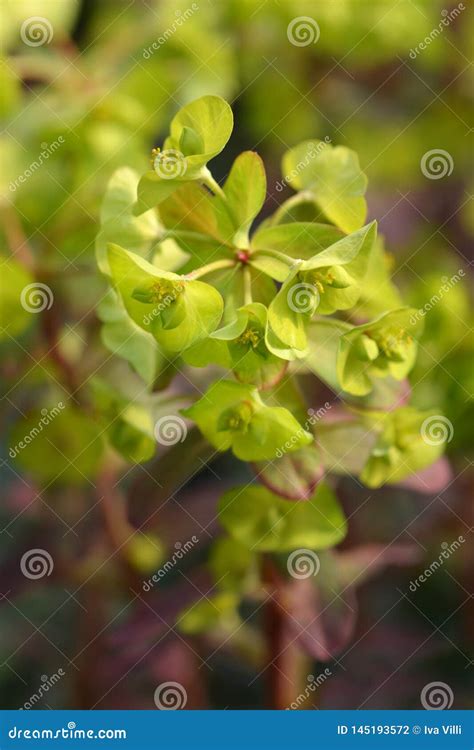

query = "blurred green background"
[1, 0, 472, 710]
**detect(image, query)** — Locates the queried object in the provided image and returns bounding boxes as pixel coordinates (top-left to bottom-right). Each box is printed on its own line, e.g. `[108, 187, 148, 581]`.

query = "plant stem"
[261, 556, 304, 710]
[253, 248, 294, 264]
[243, 266, 253, 304]
[271, 191, 312, 225]
[200, 168, 227, 200]
[186, 258, 235, 279]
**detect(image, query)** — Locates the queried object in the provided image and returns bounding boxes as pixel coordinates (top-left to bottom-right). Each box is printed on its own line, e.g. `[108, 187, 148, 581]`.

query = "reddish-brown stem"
[261, 556, 305, 709]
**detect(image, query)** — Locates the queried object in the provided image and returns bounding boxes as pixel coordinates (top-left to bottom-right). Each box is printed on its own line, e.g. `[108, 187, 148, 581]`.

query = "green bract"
[265, 221, 377, 359]
[219, 483, 347, 551]
[337, 308, 424, 396]
[106, 242, 224, 352]
[92, 95, 446, 609]
[185, 303, 286, 389]
[282, 140, 368, 233]
[182, 380, 312, 461]
[136, 95, 233, 212]
[360, 407, 446, 488]
[223, 151, 266, 244]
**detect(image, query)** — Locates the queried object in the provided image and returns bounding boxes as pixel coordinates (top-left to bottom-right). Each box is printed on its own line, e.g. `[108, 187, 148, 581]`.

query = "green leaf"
[265, 223, 376, 360]
[0, 256, 33, 340]
[179, 125, 204, 157]
[158, 181, 235, 267]
[317, 418, 378, 475]
[360, 407, 446, 488]
[182, 380, 312, 461]
[9, 407, 104, 485]
[209, 537, 257, 593]
[356, 236, 402, 316]
[305, 318, 352, 390]
[248, 253, 291, 282]
[98, 289, 162, 387]
[210, 303, 287, 389]
[299, 221, 377, 315]
[255, 444, 323, 501]
[96, 167, 159, 274]
[106, 243, 224, 352]
[251, 222, 343, 260]
[166, 95, 233, 172]
[223, 151, 266, 237]
[92, 378, 155, 464]
[125, 533, 165, 573]
[218, 482, 347, 551]
[282, 140, 368, 232]
[135, 96, 233, 213]
[135, 172, 183, 214]
[337, 307, 424, 396]
[178, 592, 240, 635]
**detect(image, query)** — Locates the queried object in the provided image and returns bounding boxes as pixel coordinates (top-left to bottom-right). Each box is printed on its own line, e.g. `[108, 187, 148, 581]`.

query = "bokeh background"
[1, 0, 472, 710]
